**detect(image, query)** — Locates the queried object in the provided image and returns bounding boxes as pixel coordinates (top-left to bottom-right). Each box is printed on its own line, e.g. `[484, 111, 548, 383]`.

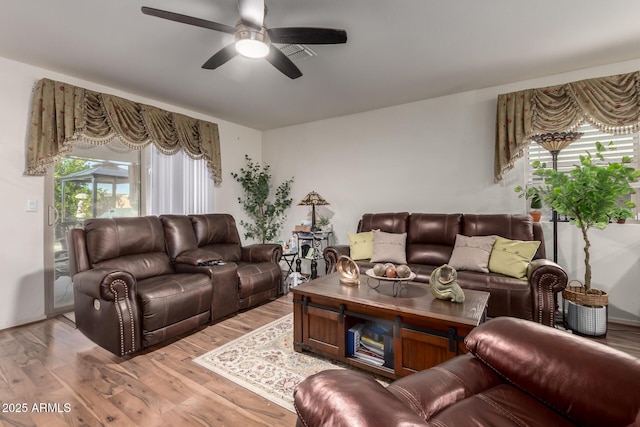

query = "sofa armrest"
[72, 268, 140, 356]
[174, 248, 222, 266]
[241, 244, 283, 263]
[73, 268, 137, 301]
[323, 245, 351, 274]
[386, 354, 503, 420]
[294, 370, 427, 427]
[527, 259, 568, 326]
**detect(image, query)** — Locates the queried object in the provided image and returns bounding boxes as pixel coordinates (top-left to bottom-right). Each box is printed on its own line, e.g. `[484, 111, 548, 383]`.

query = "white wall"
[264, 58, 640, 326]
[0, 56, 262, 330]
[2, 53, 639, 330]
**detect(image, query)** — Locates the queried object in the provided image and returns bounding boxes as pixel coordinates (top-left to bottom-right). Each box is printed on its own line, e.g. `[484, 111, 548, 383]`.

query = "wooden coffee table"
[292, 272, 489, 379]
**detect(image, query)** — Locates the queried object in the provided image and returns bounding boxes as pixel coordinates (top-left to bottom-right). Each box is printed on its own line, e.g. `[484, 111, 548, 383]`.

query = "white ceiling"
[2, 0, 640, 130]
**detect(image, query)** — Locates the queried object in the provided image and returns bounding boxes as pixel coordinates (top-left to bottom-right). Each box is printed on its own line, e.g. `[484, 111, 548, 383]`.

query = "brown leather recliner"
[68, 213, 284, 357]
[294, 317, 640, 427]
[68, 216, 213, 356]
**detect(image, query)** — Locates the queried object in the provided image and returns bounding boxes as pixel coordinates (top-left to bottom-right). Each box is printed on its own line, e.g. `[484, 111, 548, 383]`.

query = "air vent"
[278, 44, 317, 62]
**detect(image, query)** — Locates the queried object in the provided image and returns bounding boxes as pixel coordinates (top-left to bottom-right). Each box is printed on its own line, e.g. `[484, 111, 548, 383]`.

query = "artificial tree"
[231, 155, 294, 243]
[516, 141, 639, 292]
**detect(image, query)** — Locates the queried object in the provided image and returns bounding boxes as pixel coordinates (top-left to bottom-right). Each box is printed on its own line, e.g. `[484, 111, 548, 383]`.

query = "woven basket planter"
[563, 283, 608, 336]
[562, 284, 608, 307]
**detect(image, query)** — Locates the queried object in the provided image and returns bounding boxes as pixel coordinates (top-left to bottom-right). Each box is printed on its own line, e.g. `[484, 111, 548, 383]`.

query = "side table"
[281, 252, 297, 277]
[294, 231, 334, 279]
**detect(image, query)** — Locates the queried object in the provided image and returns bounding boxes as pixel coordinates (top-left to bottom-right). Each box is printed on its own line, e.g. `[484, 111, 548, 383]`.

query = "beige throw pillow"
[370, 230, 407, 265]
[448, 234, 496, 273]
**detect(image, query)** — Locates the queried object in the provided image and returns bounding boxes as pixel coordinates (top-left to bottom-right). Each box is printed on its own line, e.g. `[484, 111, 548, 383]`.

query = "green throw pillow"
[488, 236, 540, 279]
[348, 231, 374, 260]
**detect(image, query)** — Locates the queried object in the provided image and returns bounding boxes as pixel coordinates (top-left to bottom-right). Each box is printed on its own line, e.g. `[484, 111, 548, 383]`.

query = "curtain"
[149, 147, 214, 215]
[25, 78, 222, 186]
[494, 70, 640, 182]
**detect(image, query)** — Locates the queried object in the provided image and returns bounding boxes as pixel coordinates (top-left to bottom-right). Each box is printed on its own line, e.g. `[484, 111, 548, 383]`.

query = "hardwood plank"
[0, 292, 637, 426]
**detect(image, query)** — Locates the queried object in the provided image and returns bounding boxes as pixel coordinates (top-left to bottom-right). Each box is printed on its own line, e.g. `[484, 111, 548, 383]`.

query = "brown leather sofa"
[324, 213, 568, 326]
[68, 214, 282, 356]
[294, 317, 640, 427]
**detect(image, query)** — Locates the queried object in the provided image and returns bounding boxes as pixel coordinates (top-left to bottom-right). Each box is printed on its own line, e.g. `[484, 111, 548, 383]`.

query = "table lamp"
[298, 191, 330, 231]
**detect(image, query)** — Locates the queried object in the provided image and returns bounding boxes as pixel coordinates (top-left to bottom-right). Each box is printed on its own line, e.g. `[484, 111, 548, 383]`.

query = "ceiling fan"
[141, 0, 347, 79]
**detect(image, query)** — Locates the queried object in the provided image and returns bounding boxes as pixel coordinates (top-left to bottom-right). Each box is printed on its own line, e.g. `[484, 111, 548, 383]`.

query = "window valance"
[25, 78, 222, 186]
[494, 70, 640, 182]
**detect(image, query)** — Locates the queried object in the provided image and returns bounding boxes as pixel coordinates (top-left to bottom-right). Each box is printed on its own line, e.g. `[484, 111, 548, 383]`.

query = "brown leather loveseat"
[68, 214, 282, 356]
[324, 213, 568, 326]
[294, 317, 640, 427]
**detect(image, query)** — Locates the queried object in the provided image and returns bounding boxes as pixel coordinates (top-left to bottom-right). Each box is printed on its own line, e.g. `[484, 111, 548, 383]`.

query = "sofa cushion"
[236, 262, 281, 299]
[371, 230, 407, 264]
[448, 234, 496, 273]
[348, 231, 374, 260]
[406, 214, 462, 265]
[357, 212, 410, 234]
[84, 216, 174, 280]
[190, 214, 242, 262]
[463, 214, 544, 259]
[160, 214, 199, 261]
[137, 272, 212, 332]
[488, 236, 540, 279]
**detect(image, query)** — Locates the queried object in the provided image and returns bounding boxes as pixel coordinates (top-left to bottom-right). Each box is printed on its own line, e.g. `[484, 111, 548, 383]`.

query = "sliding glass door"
[44, 141, 142, 316]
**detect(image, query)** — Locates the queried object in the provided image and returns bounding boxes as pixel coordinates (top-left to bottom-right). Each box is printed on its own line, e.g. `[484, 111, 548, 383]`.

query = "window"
[525, 123, 640, 221]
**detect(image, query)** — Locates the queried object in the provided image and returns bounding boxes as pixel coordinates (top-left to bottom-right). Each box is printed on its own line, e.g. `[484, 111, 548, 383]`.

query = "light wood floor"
[0, 292, 639, 427]
[0, 294, 297, 427]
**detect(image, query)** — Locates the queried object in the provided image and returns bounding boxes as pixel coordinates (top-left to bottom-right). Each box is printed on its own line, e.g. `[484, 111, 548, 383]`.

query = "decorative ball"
[384, 262, 395, 270]
[396, 265, 411, 278]
[385, 267, 397, 278]
[373, 263, 386, 277]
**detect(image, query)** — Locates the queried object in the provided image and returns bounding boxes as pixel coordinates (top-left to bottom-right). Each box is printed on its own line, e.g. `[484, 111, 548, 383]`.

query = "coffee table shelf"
[292, 273, 489, 379]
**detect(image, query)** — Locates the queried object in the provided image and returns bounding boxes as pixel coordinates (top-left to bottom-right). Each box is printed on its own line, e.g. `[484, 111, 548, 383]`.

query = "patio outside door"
[44, 141, 142, 316]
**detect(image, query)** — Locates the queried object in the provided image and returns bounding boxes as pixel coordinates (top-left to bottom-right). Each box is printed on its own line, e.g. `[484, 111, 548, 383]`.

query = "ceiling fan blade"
[237, 0, 265, 29]
[266, 47, 302, 79]
[141, 6, 236, 34]
[268, 27, 347, 45]
[202, 44, 238, 69]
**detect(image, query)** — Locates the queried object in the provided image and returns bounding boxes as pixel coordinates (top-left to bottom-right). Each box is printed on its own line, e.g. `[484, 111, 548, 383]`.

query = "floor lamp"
[530, 131, 583, 263]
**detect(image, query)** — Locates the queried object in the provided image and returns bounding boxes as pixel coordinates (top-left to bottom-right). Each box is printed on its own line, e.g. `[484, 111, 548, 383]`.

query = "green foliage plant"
[316, 215, 331, 229]
[231, 155, 294, 243]
[54, 158, 92, 219]
[529, 192, 543, 209]
[515, 141, 640, 291]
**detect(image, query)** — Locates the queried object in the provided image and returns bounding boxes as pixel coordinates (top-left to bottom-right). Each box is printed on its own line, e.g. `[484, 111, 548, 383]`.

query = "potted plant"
[515, 141, 639, 336]
[231, 155, 294, 243]
[610, 206, 632, 224]
[316, 215, 332, 232]
[529, 192, 543, 222]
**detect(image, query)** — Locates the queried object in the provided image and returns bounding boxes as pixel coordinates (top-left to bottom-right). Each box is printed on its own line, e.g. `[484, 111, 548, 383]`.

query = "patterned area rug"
[193, 313, 388, 413]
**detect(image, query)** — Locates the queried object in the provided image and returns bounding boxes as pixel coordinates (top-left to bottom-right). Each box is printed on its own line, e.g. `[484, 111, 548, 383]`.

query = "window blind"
[527, 123, 639, 185]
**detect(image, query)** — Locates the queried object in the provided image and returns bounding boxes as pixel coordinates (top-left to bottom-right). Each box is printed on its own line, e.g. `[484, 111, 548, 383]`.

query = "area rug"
[193, 313, 388, 413]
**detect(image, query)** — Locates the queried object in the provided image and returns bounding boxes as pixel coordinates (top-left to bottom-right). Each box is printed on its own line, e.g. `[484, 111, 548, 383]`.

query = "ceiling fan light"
[235, 39, 269, 58]
[235, 23, 270, 58]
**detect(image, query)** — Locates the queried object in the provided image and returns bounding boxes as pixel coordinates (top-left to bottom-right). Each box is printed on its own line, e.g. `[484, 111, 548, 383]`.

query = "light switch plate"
[26, 199, 38, 212]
